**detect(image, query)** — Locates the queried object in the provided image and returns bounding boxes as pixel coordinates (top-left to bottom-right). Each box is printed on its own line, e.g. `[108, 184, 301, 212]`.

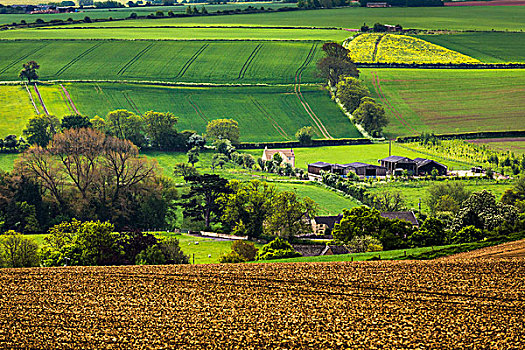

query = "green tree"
[19, 61, 39, 83]
[143, 110, 178, 150]
[242, 153, 256, 169]
[0, 231, 40, 268]
[158, 237, 189, 264]
[61, 114, 92, 130]
[187, 146, 199, 166]
[501, 176, 525, 211]
[206, 119, 240, 145]
[353, 97, 388, 137]
[106, 109, 146, 148]
[408, 216, 446, 247]
[256, 237, 300, 261]
[295, 126, 315, 145]
[452, 225, 483, 244]
[427, 182, 471, 214]
[135, 245, 165, 265]
[332, 206, 386, 243]
[265, 191, 318, 238]
[173, 162, 198, 180]
[181, 174, 230, 228]
[451, 190, 518, 232]
[317, 42, 359, 86]
[335, 76, 370, 113]
[213, 139, 235, 158]
[75, 220, 121, 266]
[231, 240, 258, 261]
[219, 180, 277, 238]
[212, 153, 229, 170]
[23, 115, 60, 147]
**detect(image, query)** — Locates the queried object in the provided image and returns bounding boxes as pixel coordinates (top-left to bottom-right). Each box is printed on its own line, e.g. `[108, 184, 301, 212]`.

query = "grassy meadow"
[360, 68, 525, 138]
[416, 32, 525, 63]
[51, 6, 525, 31]
[467, 138, 525, 155]
[0, 40, 325, 83]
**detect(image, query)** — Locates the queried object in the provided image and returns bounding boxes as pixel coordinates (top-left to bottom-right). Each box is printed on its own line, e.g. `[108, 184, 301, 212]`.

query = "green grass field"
[0, 27, 349, 41]
[0, 40, 325, 84]
[416, 32, 525, 63]
[59, 6, 525, 31]
[253, 245, 453, 263]
[360, 68, 525, 138]
[0, 83, 360, 141]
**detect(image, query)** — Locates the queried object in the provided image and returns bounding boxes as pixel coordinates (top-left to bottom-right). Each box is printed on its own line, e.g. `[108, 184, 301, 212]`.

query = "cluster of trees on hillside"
[0, 220, 188, 268]
[23, 110, 205, 152]
[298, 0, 356, 9]
[360, 0, 443, 7]
[317, 43, 388, 137]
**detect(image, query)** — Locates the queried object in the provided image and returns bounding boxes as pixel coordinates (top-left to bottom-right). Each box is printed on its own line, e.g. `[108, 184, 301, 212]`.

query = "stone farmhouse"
[261, 147, 295, 167]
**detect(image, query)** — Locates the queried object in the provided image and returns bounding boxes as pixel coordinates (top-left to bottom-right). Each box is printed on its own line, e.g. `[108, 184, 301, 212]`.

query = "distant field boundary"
[237, 138, 372, 149]
[0, 80, 317, 88]
[357, 62, 525, 69]
[37, 25, 345, 31]
[397, 130, 525, 143]
[0, 38, 330, 43]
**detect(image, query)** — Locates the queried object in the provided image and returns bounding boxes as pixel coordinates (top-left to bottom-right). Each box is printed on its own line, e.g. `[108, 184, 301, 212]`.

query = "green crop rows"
[0, 40, 325, 84]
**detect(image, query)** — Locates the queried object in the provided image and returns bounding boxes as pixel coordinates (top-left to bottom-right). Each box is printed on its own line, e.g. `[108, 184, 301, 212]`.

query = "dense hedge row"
[397, 130, 525, 143]
[237, 138, 372, 149]
[361, 0, 443, 7]
[356, 62, 525, 69]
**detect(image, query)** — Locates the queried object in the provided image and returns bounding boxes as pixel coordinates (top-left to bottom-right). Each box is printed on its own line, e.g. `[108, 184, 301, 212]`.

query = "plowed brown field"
[0, 260, 524, 349]
[443, 239, 525, 260]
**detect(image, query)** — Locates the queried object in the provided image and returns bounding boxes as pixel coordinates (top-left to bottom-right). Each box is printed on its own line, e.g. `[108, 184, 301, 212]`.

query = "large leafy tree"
[61, 114, 92, 130]
[19, 61, 39, 83]
[106, 109, 147, 148]
[317, 42, 359, 87]
[23, 115, 60, 147]
[264, 191, 318, 238]
[181, 174, 230, 229]
[143, 111, 178, 150]
[332, 206, 386, 243]
[427, 182, 471, 215]
[353, 97, 388, 137]
[206, 119, 240, 145]
[335, 76, 370, 113]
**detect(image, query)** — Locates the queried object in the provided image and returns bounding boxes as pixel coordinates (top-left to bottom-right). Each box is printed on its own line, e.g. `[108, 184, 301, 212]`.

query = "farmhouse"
[307, 161, 332, 175]
[380, 211, 419, 227]
[312, 214, 343, 235]
[366, 2, 390, 7]
[261, 147, 295, 167]
[414, 158, 447, 176]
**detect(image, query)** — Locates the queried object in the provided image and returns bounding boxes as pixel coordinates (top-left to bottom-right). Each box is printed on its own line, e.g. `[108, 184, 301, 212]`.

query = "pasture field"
[366, 179, 514, 211]
[0, 27, 349, 41]
[0, 3, 295, 25]
[0, 259, 523, 348]
[0, 83, 359, 141]
[360, 68, 525, 138]
[417, 32, 525, 63]
[468, 138, 525, 155]
[58, 6, 525, 31]
[0, 40, 324, 84]
[347, 33, 479, 64]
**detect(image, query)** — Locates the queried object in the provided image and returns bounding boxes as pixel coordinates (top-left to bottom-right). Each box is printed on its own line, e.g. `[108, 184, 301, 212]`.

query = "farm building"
[414, 158, 448, 176]
[334, 162, 388, 177]
[380, 211, 419, 227]
[261, 147, 295, 167]
[307, 161, 333, 175]
[320, 245, 350, 255]
[379, 156, 418, 175]
[312, 215, 343, 235]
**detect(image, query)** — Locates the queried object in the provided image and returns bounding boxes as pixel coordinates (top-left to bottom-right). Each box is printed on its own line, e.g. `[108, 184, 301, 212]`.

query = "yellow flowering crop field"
[347, 33, 480, 64]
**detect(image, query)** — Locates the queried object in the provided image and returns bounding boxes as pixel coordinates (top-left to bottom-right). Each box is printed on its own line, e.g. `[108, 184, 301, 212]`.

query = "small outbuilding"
[307, 161, 333, 175]
[414, 158, 448, 176]
[320, 245, 350, 256]
[340, 162, 388, 177]
[379, 156, 417, 175]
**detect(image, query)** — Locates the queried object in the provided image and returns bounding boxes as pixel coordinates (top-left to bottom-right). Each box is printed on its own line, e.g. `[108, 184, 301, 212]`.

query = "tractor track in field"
[370, 71, 418, 134]
[55, 42, 103, 77]
[186, 95, 208, 123]
[371, 34, 385, 63]
[177, 44, 209, 79]
[122, 92, 142, 116]
[237, 44, 263, 80]
[0, 43, 49, 75]
[33, 84, 49, 116]
[58, 86, 72, 114]
[60, 84, 80, 114]
[117, 42, 155, 76]
[250, 97, 290, 140]
[293, 43, 333, 139]
[24, 83, 40, 114]
[94, 83, 116, 109]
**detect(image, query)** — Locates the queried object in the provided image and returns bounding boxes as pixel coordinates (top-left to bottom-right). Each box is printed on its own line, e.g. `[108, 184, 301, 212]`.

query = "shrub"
[158, 238, 189, 264]
[453, 225, 483, 244]
[231, 240, 258, 261]
[135, 245, 166, 265]
[0, 231, 40, 268]
[256, 237, 300, 261]
[347, 235, 383, 253]
[219, 251, 246, 263]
